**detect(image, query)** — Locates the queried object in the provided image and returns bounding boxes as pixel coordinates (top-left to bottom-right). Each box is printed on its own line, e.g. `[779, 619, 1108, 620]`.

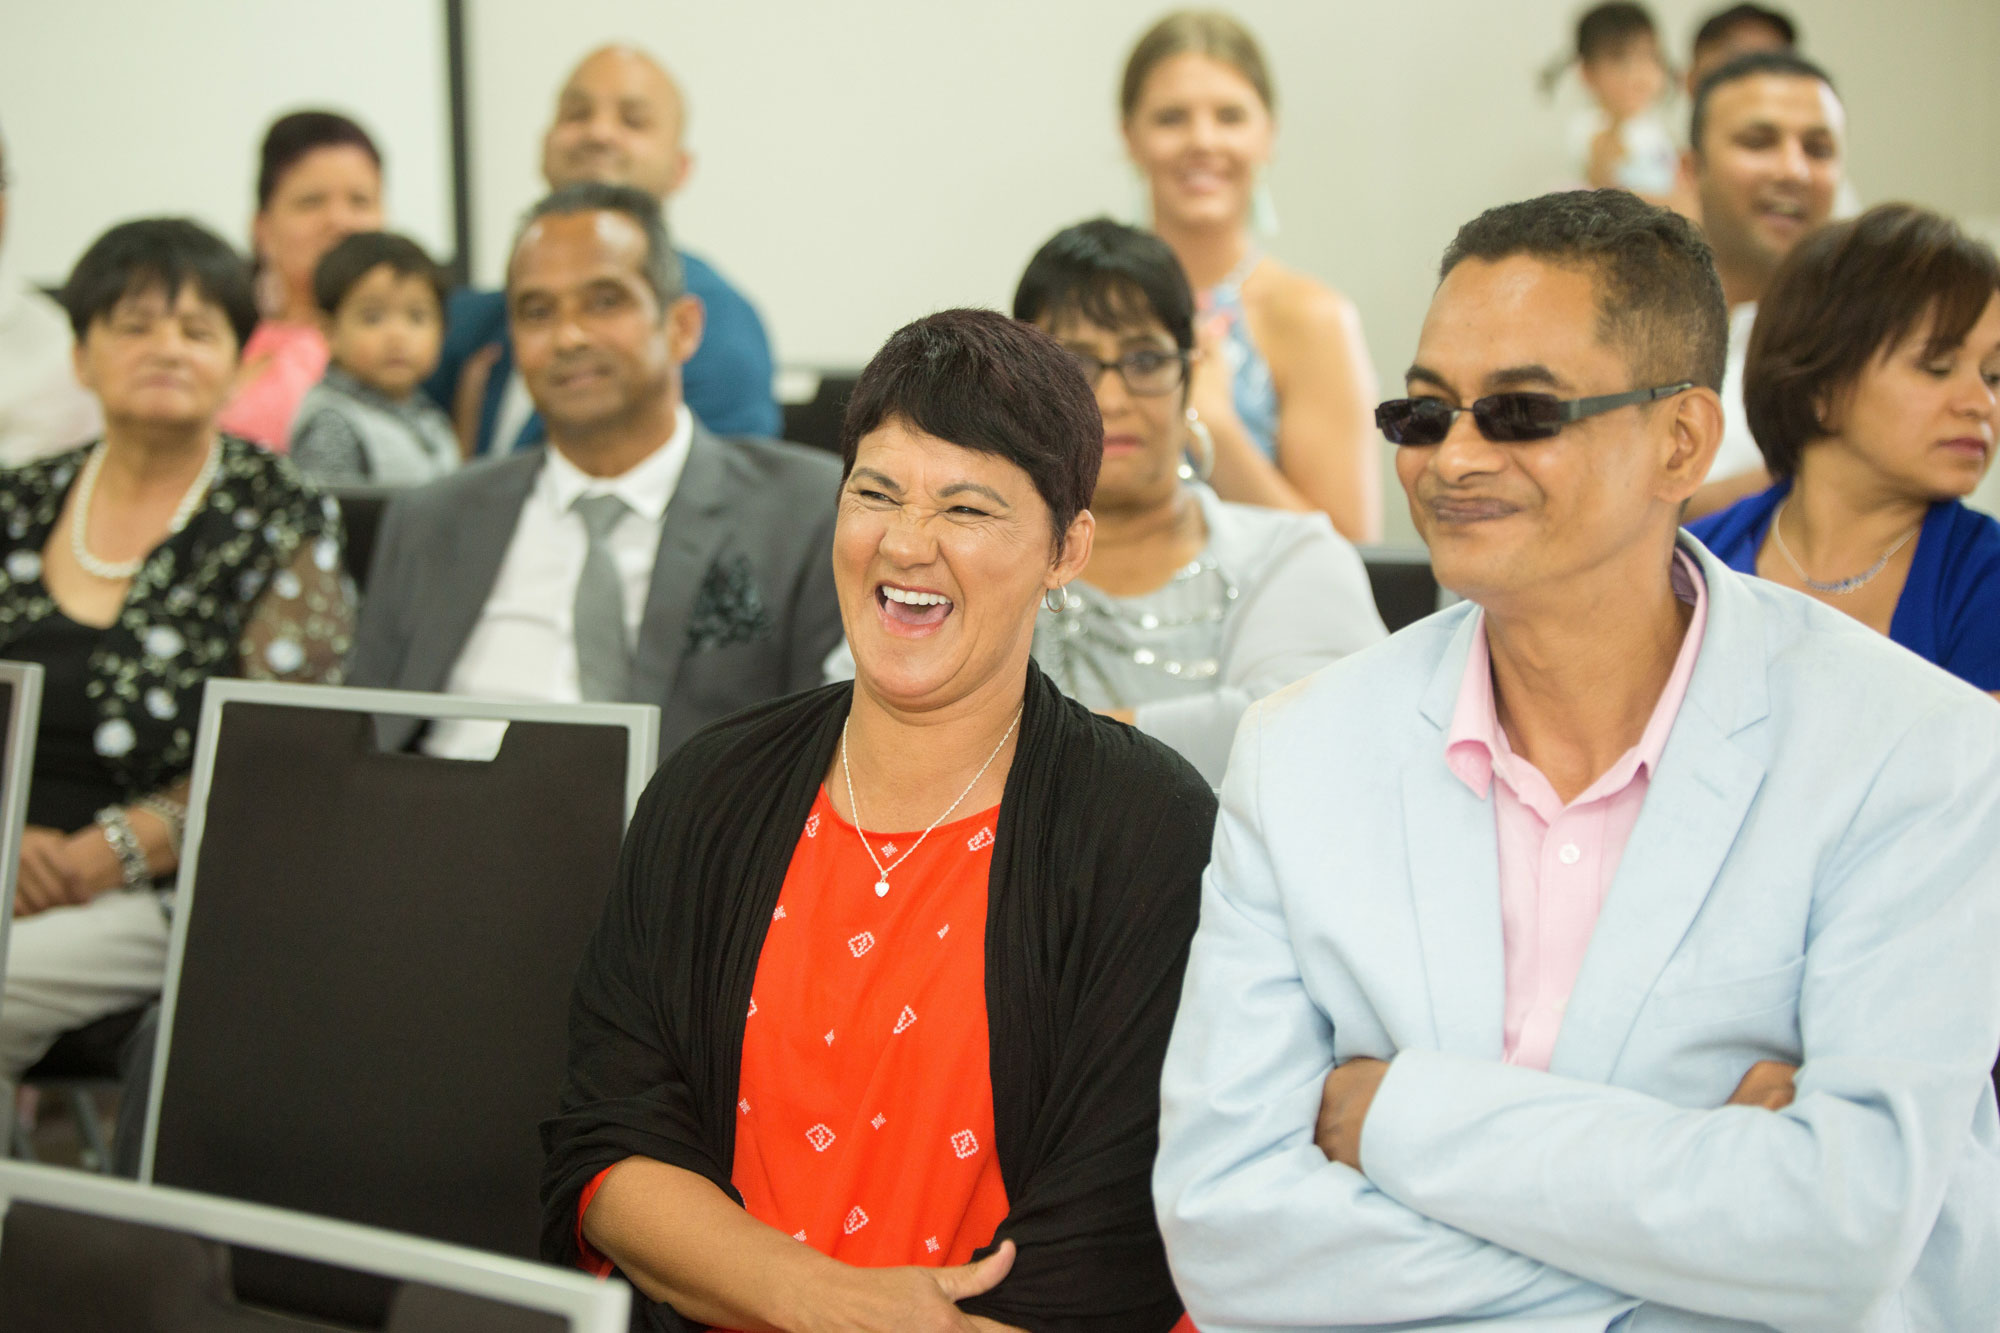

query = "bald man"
[427, 45, 779, 456]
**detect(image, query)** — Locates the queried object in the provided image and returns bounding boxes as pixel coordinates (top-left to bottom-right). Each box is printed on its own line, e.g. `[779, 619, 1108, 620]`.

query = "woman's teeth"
[882, 587, 951, 607]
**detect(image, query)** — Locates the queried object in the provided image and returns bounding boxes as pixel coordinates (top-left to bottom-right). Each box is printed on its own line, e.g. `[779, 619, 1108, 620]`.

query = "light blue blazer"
[1155, 536, 2000, 1332]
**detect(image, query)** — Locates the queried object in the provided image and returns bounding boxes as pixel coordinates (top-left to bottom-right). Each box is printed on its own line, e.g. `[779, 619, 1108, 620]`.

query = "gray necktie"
[571, 493, 633, 702]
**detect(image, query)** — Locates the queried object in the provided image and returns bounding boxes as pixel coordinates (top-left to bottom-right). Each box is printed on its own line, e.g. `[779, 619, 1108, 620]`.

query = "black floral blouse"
[0, 437, 355, 802]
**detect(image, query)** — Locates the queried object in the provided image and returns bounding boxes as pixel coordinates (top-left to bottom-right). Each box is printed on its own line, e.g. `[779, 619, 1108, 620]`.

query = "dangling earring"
[1249, 175, 1281, 239]
[1181, 408, 1217, 483]
[1043, 584, 1072, 614]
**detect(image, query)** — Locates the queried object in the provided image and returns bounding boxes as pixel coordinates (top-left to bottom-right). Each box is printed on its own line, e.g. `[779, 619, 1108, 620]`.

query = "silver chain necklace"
[839, 704, 1022, 898]
[1771, 498, 1920, 596]
[70, 438, 221, 581]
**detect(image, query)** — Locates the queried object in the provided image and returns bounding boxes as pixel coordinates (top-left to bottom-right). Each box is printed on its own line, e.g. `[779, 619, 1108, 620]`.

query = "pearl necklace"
[70, 438, 222, 581]
[839, 703, 1022, 898]
[1770, 498, 1921, 596]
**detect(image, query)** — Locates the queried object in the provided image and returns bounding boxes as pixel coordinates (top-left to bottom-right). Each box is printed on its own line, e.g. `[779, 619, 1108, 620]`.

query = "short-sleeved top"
[733, 787, 1008, 1266]
[1687, 482, 2000, 691]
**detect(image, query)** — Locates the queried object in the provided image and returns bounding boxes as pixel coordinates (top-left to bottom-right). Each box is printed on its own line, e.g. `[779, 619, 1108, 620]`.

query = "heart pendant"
[874, 880, 890, 898]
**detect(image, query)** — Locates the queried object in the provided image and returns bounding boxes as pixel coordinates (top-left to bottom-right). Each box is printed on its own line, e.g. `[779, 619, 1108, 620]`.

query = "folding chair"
[1356, 545, 1448, 632]
[0, 1159, 630, 1331]
[136, 681, 657, 1261]
[0, 661, 44, 1157]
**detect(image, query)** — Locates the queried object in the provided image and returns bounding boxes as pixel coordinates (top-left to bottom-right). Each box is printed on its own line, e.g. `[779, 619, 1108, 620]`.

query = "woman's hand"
[15, 827, 79, 916]
[795, 1241, 1017, 1333]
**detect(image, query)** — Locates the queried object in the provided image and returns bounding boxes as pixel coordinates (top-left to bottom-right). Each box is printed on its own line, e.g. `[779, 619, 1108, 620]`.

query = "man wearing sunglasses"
[1156, 189, 2000, 1330]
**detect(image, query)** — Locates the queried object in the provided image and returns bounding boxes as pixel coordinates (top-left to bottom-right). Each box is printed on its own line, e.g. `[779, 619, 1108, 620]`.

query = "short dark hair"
[1440, 190, 1729, 394]
[63, 217, 257, 349]
[312, 231, 447, 317]
[1689, 49, 1834, 153]
[1012, 218, 1195, 353]
[1576, 3, 1658, 62]
[840, 309, 1102, 549]
[1744, 204, 2000, 479]
[257, 110, 381, 211]
[510, 182, 685, 312]
[1692, 4, 1796, 58]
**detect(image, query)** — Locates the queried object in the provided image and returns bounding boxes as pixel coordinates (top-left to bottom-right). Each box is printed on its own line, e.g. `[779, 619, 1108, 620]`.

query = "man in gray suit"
[348, 183, 841, 758]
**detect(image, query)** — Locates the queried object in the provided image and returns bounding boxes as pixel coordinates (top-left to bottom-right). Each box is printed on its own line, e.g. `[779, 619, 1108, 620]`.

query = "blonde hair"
[1120, 10, 1275, 120]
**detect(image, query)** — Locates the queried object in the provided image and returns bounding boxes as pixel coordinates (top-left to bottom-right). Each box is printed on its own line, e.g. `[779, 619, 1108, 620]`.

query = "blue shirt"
[1687, 481, 2000, 691]
[423, 249, 779, 451]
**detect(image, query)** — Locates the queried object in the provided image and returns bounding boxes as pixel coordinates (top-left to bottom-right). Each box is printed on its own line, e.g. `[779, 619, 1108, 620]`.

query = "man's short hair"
[313, 231, 447, 317]
[1692, 4, 1797, 58]
[63, 217, 258, 349]
[509, 182, 685, 311]
[1439, 190, 1729, 393]
[1744, 204, 2000, 479]
[1689, 49, 1834, 153]
[840, 308, 1102, 551]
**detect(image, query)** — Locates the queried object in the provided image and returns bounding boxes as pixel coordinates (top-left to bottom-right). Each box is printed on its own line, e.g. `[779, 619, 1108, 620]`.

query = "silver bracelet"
[133, 794, 187, 858]
[93, 806, 152, 890]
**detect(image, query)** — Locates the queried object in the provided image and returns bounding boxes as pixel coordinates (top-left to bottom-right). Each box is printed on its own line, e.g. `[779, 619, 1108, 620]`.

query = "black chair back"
[328, 486, 396, 594]
[1357, 546, 1444, 633]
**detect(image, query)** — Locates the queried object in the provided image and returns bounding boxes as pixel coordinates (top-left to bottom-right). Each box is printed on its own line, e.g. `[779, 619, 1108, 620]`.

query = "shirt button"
[1557, 843, 1581, 865]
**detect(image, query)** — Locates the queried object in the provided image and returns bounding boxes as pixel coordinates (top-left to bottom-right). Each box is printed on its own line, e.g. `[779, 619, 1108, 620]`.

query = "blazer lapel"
[1550, 538, 1772, 1084]
[404, 455, 540, 693]
[630, 423, 732, 707]
[1404, 610, 1507, 1059]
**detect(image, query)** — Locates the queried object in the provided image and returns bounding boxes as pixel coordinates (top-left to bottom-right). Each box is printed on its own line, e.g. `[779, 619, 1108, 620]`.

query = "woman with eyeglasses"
[1686, 204, 2000, 696]
[1119, 11, 1383, 542]
[1017, 219, 1385, 785]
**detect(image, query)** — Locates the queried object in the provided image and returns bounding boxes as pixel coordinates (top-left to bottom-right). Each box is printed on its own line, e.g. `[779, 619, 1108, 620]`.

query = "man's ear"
[668, 149, 695, 198]
[1659, 386, 1725, 503]
[665, 292, 705, 365]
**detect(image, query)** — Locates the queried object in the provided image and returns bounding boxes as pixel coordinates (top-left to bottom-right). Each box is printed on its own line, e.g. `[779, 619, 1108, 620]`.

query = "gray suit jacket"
[346, 423, 844, 759]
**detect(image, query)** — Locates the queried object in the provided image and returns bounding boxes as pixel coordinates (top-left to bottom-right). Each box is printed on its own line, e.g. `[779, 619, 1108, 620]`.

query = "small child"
[1548, 3, 1679, 205]
[289, 232, 460, 486]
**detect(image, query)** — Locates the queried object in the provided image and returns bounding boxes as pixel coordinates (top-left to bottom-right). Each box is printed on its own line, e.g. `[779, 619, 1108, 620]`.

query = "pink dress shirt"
[1444, 551, 1708, 1071]
[217, 320, 328, 451]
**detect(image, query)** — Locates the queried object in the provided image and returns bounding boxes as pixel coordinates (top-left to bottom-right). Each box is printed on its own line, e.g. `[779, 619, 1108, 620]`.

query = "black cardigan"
[540, 665, 1217, 1332]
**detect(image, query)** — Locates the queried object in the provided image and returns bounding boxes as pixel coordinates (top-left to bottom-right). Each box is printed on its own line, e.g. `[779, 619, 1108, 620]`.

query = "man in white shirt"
[1681, 50, 1845, 518]
[0, 127, 101, 466]
[348, 184, 841, 756]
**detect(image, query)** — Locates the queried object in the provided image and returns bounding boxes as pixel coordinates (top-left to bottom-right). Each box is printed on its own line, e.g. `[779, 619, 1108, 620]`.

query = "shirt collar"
[539, 404, 693, 525]
[1444, 548, 1709, 807]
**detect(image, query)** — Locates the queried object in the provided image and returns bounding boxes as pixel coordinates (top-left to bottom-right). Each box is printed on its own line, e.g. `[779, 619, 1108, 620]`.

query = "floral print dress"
[0, 436, 355, 812]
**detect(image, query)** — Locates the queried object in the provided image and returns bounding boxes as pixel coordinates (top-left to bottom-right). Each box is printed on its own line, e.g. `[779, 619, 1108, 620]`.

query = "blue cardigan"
[1688, 481, 2000, 691]
[423, 249, 779, 452]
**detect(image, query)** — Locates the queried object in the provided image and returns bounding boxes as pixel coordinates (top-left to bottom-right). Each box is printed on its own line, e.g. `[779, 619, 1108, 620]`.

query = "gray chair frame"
[135, 680, 658, 1217]
[0, 661, 45, 980]
[0, 1159, 630, 1330]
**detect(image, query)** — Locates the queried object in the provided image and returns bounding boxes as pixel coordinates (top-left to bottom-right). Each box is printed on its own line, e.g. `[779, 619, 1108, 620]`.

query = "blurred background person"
[1120, 10, 1382, 543]
[217, 110, 385, 450]
[1684, 2, 1796, 95]
[0, 120, 100, 466]
[289, 230, 457, 485]
[1688, 204, 2000, 696]
[1, 217, 351, 1101]
[1015, 218, 1384, 785]
[425, 44, 778, 457]
[1544, 3, 1679, 206]
[1681, 51, 1844, 517]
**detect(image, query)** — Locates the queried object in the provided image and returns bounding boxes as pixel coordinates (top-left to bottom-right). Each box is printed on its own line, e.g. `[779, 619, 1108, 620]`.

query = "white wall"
[0, 0, 454, 290]
[463, 0, 2000, 537]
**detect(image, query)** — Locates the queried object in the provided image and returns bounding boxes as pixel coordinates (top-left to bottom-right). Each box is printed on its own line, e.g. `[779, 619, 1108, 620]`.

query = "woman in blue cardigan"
[1688, 204, 2000, 696]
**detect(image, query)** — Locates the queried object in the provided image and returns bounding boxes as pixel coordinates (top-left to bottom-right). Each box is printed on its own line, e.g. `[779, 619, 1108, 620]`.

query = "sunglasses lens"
[1377, 399, 1453, 445]
[1477, 394, 1564, 442]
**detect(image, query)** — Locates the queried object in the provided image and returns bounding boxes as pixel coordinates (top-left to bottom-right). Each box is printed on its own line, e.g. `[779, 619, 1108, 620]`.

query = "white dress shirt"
[1709, 301, 1763, 483]
[424, 405, 693, 759]
[0, 282, 102, 466]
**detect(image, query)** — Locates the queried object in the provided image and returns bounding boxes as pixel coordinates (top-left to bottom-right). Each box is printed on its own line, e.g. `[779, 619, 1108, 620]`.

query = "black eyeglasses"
[1375, 382, 1695, 445]
[1063, 346, 1190, 397]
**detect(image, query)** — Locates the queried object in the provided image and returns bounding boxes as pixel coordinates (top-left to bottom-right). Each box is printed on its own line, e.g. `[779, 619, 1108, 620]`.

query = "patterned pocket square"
[686, 552, 775, 652]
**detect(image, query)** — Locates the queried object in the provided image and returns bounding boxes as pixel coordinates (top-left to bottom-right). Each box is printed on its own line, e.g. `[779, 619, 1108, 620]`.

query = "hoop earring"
[1043, 584, 1071, 614]
[1181, 409, 1217, 483]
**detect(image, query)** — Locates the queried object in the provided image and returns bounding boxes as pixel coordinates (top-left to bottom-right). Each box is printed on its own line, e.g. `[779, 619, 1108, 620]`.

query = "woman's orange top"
[732, 786, 1009, 1264]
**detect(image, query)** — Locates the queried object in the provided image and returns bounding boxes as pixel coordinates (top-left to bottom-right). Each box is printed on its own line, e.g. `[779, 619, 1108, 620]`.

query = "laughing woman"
[542, 309, 1215, 1332]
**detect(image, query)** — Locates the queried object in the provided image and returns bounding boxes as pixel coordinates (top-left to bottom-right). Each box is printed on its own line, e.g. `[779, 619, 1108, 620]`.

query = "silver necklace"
[70, 438, 221, 581]
[839, 704, 1022, 898]
[1771, 498, 1920, 596]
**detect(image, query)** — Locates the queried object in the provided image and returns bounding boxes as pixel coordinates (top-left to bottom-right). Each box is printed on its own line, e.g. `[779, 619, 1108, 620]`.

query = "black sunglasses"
[1376, 382, 1694, 445]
